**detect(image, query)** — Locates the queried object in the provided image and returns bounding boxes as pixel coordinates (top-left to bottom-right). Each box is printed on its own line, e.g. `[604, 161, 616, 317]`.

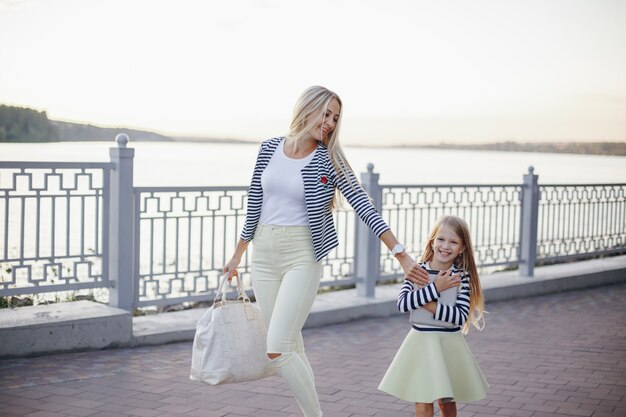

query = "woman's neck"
[284, 136, 318, 159]
[429, 259, 453, 271]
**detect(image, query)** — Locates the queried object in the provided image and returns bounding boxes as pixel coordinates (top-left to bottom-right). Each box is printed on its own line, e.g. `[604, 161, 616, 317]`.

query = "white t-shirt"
[259, 140, 317, 226]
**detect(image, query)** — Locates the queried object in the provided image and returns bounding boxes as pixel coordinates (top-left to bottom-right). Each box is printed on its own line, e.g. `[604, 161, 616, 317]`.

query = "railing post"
[519, 166, 539, 277]
[108, 134, 135, 310]
[355, 163, 382, 298]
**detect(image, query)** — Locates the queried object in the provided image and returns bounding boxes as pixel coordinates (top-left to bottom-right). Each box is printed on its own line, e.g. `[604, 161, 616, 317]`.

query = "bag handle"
[214, 273, 249, 305]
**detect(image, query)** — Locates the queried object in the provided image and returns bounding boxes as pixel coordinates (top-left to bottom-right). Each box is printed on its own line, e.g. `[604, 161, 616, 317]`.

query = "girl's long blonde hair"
[420, 215, 485, 334]
[286, 85, 358, 209]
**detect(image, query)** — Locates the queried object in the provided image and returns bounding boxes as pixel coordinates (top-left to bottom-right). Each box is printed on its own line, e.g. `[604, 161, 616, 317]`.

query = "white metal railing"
[537, 183, 626, 262]
[132, 187, 356, 307]
[0, 161, 111, 297]
[1, 135, 625, 310]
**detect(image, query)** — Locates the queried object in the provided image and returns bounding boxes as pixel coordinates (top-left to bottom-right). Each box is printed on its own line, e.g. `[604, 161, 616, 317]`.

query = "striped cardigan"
[397, 263, 471, 332]
[240, 137, 390, 261]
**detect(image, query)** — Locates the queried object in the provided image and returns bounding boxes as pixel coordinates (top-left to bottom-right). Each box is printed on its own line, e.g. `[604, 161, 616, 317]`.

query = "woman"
[223, 85, 428, 417]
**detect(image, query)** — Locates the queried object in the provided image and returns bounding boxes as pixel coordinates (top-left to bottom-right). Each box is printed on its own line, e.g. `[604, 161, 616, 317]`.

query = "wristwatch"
[391, 243, 406, 256]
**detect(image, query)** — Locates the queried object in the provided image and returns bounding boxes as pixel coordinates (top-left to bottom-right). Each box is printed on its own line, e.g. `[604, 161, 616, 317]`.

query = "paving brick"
[126, 410, 166, 417]
[21, 412, 70, 417]
[59, 407, 100, 417]
[0, 404, 39, 416]
[183, 410, 226, 417]
[491, 408, 533, 416]
[554, 406, 594, 416]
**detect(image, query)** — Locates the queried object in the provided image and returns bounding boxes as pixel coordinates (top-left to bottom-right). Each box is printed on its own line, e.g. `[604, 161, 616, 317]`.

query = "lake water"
[1, 140, 625, 186]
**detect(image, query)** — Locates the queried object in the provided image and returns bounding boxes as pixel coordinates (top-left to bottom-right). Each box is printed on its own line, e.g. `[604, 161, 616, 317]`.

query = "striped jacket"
[397, 263, 471, 332]
[240, 137, 390, 261]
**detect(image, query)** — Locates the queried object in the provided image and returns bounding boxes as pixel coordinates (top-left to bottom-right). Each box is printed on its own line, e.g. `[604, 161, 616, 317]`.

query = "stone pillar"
[519, 166, 540, 277]
[355, 163, 382, 298]
[108, 134, 135, 310]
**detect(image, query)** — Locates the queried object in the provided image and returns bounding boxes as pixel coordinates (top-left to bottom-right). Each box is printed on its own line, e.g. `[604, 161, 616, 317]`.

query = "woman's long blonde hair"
[420, 215, 485, 334]
[286, 85, 358, 209]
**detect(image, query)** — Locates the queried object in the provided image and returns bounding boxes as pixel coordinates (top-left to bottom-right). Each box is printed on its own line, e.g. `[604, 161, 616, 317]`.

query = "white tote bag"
[190, 273, 276, 385]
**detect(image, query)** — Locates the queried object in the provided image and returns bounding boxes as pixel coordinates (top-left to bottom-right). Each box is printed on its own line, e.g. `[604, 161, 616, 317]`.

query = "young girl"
[378, 215, 488, 417]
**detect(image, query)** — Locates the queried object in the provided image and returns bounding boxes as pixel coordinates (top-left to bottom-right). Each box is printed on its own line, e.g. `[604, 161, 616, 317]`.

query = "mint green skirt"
[378, 329, 488, 403]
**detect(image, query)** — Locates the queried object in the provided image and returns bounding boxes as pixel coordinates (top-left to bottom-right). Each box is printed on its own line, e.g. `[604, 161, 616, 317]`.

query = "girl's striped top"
[397, 262, 471, 332]
[240, 137, 390, 261]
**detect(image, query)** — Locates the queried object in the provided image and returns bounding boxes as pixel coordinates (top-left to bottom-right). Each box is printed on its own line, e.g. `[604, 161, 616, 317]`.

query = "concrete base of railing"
[132, 254, 626, 346]
[482, 254, 626, 302]
[1, 256, 625, 358]
[0, 301, 132, 359]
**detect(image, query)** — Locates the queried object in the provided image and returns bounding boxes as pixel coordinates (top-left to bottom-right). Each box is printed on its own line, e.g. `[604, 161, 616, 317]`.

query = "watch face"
[393, 244, 405, 255]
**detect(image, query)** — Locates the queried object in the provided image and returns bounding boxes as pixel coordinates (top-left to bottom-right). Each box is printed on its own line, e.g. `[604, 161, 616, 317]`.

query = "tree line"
[0, 104, 59, 142]
[0, 104, 174, 142]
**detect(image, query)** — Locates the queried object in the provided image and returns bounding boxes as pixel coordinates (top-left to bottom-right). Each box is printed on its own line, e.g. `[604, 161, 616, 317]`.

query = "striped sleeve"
[434, 273, 471, 326]
[240, 142, 268, 241]
[335, 164, 389, 237]
[397, 279, 440, 312]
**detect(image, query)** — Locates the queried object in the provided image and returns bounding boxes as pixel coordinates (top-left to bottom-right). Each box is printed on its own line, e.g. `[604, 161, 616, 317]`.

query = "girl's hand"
[398, 253, 429, 287]
[433, 269, 461, 293]
[222, 256, 241, 281]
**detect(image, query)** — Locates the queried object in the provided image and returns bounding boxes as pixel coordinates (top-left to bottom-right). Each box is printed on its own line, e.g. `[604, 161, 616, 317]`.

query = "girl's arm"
[424, 274, 471, 326]
[397, 279, 440, 312]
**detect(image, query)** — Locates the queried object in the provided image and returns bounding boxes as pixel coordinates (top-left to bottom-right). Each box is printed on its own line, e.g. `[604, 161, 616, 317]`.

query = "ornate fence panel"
[378, 184, 522, 281]
[0, 162, 111, 298]
[134, 187, 357, 307]
[537, 184, 626, 262]
[134, 187, 247, 308]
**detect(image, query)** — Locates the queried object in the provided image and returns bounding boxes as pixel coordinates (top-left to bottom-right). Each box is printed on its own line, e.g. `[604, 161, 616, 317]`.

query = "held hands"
[397, 253, 429, 287]
[433, 269, 462, 293]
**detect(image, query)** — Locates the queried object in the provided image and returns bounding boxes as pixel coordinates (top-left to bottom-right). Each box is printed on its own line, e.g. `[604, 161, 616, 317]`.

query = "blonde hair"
[286, 85, 358, 209]
[420, 215, 485, 334]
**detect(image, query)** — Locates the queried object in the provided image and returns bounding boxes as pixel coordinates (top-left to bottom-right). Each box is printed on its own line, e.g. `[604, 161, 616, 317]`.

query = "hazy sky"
[1, 0, 625, 145]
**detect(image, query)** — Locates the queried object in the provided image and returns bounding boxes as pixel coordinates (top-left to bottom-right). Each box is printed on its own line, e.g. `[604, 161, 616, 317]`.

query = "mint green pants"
[252, 224, 323, 417]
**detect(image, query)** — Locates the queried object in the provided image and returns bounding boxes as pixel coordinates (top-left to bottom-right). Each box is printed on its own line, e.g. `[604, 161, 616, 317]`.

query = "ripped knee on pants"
[267, 351, 295, 367]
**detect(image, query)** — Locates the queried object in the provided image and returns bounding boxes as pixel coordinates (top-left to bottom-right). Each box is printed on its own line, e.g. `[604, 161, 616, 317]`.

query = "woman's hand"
[222, 239, 250, 281]
[433, 270, 461, 293]
[397, 253, 429, 287]
[222, 256, 241, 281]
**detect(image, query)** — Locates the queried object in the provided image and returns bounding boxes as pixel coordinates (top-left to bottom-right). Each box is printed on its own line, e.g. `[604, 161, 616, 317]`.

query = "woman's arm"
[379, 230, 429, 286]
[335, 167, 428, 286]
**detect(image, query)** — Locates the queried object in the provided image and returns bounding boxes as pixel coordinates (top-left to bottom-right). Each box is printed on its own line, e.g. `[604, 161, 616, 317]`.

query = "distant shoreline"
[352, 141, 626, 157]
[170, 137, 626, 157]
[4, 137, 625, 157]
[2, 105, 624, 156]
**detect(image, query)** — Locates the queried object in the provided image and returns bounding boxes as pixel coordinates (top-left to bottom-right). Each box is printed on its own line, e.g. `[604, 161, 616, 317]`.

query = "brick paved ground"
[1, 283, 625, 417]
